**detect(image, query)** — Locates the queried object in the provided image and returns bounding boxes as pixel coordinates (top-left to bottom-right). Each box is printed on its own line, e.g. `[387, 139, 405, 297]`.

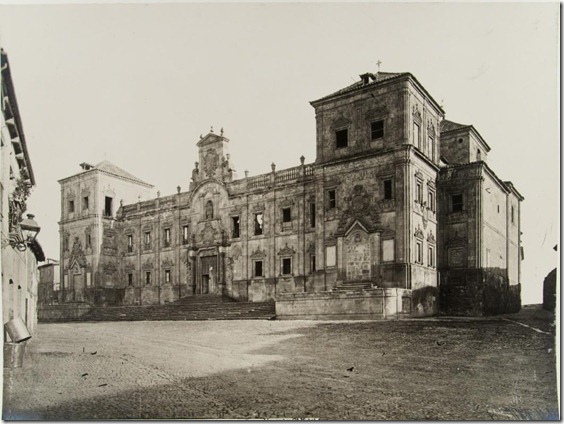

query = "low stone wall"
[38, 303, 92, 322]
[275, 288, 428, 320]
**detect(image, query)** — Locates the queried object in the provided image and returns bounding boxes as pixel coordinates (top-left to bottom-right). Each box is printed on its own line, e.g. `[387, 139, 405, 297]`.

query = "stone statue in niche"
[205, 200, 214, 220]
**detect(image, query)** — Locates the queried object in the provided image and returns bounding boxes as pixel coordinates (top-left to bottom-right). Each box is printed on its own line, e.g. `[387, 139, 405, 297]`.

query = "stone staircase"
[67, 295, 275, 322]
[332, 280, 377, 293]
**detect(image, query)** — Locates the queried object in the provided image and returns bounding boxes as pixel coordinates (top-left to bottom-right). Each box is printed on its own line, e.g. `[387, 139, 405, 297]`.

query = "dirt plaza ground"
[2, 305, 558, 420]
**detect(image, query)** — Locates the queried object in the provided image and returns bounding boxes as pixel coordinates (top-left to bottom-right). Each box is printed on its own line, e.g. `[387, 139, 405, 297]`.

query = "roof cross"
[376, 60, 382, 72]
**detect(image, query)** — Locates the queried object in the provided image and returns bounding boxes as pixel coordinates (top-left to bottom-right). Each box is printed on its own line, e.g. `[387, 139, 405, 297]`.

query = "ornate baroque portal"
[344, 228, 371, 281]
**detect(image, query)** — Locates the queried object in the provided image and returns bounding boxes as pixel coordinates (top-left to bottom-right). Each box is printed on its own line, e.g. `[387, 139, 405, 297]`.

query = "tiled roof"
[95, 160, 152, 186]
[440, 119, 470, 133]
[311, 72, 408, 104]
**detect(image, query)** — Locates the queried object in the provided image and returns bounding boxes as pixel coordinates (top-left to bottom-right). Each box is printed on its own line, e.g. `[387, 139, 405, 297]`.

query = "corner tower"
[58, 161, 153, 304]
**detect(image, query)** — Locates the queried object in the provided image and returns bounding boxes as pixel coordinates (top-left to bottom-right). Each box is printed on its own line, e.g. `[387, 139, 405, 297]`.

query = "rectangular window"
[371, 120, 384, 140]
[335, 129, 348, 149]
[82, 196, 89, 211]
[254, 213, 263, 236]
[68, 200, 75, 213]
[413, 122, 421, 149]
[86, 234, 91, 249]
[428, 191, 435, 212]
[382, 239, 394, 262]
[310, 255, 316, 273]
[164, 228, 171, 246]
[104, 196, 113, 217]
[428, 136, 434, 160]
[183, 225, 189, 244]
[254, 260, 263, 277]
[328, 189, 336, 209]
[281, 257, 292, 275]
[128, 273, 133, 286]
[86, 272, 91, 287]
[383, 179, 393, 200]
[127, 235, 133, 252]
[232, 216, 240, 238]
[326, 245, 337, 268]
[146, 271, 151, 285]
[452, 194, 463, 213]
[144, 231, 151, 246]
[511, 206, 515, 224]
[309, 203, 316, 228]
[415, 181, 423, 203]
[415, 241, 423, 264]
[164, 269, 171, 284]
[428, 246, 435, 268]
[282, 207, 292, 223]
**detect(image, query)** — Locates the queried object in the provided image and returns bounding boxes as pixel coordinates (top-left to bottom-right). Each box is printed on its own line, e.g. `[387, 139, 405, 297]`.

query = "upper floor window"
[452, 194, 463, 213]
[144, 231, 151, 246]
[86, 234, 91, 249]
[127, 234, 133, 253]
[428, 190, 435, 212]
[309, 203, 316, 228]
[205, 200, 214, 220]
[164, 269, 171, 284]
[68, 200, 75, 214]
[328, 189, 336, 209]
[146, 271, 151, 285]
[232, 216, 240, 238]
[164, 228, 171, 247]
[413, 122, 421, 149]
[335, 129, 348, 149]
[428, 137, 435, 160]
[82, 196, 89, 211]
[254, 213, 263, 236]
[383, 179, 393, 200]
[415, 180, 423, 203]
[511, 206, 515, 224]
[182, 225, 189, 244]
[281, 257, 292, 275]
[104, 196, 113, 217]
[371, 120, 384, 140]
[254, 260, 263, 277]
[128, 273, 134, 286]
[415, 241, 423, 264]
[282, 207, 292, 223]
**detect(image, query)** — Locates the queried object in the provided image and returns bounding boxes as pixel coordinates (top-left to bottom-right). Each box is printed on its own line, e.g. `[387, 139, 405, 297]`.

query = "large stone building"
[58, 71, 523, 317]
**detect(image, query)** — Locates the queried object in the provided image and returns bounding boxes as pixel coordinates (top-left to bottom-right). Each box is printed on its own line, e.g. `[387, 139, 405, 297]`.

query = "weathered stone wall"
[439, 269, 521, 316]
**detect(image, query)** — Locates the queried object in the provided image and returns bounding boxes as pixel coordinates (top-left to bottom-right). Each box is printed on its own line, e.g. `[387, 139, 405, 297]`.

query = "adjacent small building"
[38, 259, 60, 306]
[57, 70, 523, 317]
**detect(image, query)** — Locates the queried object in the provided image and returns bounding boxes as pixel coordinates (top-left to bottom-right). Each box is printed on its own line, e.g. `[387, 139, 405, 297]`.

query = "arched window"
[205, 200, 214, 220]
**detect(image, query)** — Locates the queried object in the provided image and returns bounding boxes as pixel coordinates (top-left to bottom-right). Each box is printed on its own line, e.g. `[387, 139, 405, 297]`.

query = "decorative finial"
[200, 134, 203, 139]
[120, 199, 123, 206]
[177, 185, 181, 194]
[226, 153, 230, 160]
[300, 155, 305, 165]
[376, 60, 382, 72]
[271, 162, 276, 172]
[245, 170, 249, 178]
[220, 127, 224, 136]
[210, 126, 214, 133]
[157, 190, 161, 198]
[137, 195, 141, 202]
[195, 161, 199, 169]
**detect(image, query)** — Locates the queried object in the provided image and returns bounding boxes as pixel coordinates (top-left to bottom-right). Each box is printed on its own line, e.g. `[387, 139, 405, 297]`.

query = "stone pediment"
[414, 225, 424, 240]
[344, 220, 370, 237]
[277, 243, 296, 256]
[447, 235, 466, 247]
[197, 132, 229, 148]
[250, 248, 267, 259]
[331, 116, 352, 130]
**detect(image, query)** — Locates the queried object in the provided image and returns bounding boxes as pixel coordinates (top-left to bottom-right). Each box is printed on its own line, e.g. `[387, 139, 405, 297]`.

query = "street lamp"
[10, 213, 40, 251]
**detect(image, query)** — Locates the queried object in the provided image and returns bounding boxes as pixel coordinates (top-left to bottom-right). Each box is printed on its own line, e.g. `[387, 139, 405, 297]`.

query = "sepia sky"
[0, 2, 559, 304]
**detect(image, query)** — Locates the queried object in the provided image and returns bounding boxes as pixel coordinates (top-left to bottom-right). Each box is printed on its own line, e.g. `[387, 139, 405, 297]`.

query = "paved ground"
[2, 305, 558, 420]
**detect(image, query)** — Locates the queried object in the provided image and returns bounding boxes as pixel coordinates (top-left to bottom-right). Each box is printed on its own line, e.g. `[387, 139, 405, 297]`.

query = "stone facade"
[58, 71, 523, 316]
[1, 48, 44, 354]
